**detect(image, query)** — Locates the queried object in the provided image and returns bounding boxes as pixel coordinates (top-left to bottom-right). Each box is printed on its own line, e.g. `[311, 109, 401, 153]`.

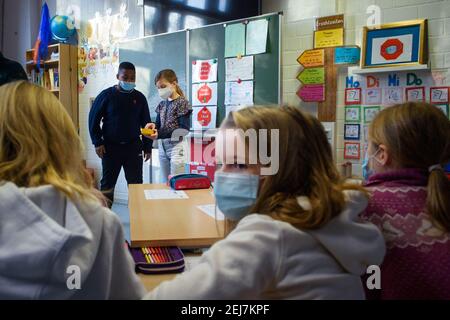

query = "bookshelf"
[26, 43, 79, 129]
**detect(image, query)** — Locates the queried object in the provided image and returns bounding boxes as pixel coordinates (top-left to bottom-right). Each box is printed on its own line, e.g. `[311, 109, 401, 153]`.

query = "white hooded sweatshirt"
[145, 190, 386, 300]
[0, 182, 146, 300]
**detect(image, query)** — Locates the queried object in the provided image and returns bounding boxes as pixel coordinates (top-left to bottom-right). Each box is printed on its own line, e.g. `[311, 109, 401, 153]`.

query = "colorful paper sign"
[192, 59, 218, 83]
[192, 83, 218, 106]
[192, 106, 217, 130]
[334, 47, 361, 65]
[297, 49, 325, 68]
[314, 28, 344, 49]
[297, 84, 325, 102]
[297, 67, 325, 85]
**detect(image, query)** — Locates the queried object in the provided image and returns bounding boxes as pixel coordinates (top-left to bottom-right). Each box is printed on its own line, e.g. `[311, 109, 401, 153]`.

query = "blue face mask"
[362, 148, 381, 181]
[214, 171, 259, 221]
[119, 81, 136, 92]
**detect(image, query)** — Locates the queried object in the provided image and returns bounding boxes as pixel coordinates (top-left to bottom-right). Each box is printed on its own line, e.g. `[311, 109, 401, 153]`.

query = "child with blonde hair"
[145, 106, 385, 300]
[361, 102, 450, 299]
[0, 81, 146, 299]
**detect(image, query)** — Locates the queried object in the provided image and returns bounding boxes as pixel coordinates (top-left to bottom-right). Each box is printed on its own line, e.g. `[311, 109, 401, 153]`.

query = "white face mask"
[158, 87, 173, 100]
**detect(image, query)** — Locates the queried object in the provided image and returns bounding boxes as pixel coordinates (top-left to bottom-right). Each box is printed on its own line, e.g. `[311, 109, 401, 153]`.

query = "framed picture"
[361, 19, 428, 68]
[406, 86, 426, 102]
[430, 87, 449, 104]
[345, 88, 362, 105]
[364, 106, 381, 123]
[344, 142, 361, 160]
[345, 106, 361, 123]
[364, 88, 382, 105]
[344, 124, 361, 140]
[434, 104, 449, 117]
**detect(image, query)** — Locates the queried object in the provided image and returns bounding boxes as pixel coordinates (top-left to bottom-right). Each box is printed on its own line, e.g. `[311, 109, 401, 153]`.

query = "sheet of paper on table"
[144, 189, 189, 200]
[197, 204, 225, 221]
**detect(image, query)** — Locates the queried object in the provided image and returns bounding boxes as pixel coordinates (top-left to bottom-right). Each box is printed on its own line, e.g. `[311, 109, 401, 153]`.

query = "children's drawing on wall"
[78, 4, 131, 92]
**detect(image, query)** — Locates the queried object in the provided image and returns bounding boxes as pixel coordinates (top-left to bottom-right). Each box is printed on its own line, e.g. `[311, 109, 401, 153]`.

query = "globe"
[50, 15, 76, 42]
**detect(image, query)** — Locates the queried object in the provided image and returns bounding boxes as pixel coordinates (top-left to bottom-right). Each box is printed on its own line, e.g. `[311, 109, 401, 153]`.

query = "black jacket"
[0, 52, 28, 86]
[88, 86, 153, 153]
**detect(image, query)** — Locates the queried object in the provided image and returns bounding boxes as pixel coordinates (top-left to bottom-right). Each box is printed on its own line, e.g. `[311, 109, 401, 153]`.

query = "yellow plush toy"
[141, 128, 155, 136]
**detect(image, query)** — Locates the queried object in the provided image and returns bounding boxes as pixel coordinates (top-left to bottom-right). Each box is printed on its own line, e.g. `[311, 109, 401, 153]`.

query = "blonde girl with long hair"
[145, 105, 385, 300]
[0, 81, 146, 299]
[143, 69, 192, 183]
[361, 102, 450, 299]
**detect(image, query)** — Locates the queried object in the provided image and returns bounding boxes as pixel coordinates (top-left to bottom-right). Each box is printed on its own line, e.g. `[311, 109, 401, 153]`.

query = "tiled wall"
[263, 0, 450, 176]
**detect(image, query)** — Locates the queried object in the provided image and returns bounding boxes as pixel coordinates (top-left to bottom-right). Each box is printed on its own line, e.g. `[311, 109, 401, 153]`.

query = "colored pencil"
[151, 248, 161, 263]
[141, 248, 151, 263]
[159, 248, 166, 263]
[156, 248, 163, 262]
[164, 247, 173, 261]
[145, 247, 155, 264]
[157, 248, 164, 262]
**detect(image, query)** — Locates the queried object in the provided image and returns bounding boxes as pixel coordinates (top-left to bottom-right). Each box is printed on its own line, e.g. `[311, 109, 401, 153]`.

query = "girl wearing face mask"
[361, 102, 450, 300]
[143, 69, 192, 182]
[144, 106, 385, 300]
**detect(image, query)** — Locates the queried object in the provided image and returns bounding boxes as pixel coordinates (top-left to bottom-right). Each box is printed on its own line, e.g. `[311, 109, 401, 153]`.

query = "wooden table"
[140, 273, 177, 291]
[128, 184, 224, 248]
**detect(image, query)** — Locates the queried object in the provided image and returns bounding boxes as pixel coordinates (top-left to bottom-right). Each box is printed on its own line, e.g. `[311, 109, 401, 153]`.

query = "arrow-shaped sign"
[297, 84, 325, 102]
[297, 67, 325, 85]
[297, 49, 325, 68]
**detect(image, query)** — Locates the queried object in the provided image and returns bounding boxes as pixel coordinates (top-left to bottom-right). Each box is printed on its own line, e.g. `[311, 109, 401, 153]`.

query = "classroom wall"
[0, 0, 4, 52]
[1, 0, 40, 65]
[262, 0, 450, 176]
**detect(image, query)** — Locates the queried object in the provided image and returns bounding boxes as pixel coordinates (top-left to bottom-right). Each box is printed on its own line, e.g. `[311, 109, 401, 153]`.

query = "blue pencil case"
[125, 241, 185, 275]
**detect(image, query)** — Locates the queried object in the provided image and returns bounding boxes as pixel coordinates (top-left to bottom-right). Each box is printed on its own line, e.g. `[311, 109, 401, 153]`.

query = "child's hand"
[142, 123, 158, 140]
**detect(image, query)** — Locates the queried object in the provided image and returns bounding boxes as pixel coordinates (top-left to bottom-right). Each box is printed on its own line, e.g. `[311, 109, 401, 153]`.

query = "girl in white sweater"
[146, 106, 385, 300]
[0, 81, 145, 299]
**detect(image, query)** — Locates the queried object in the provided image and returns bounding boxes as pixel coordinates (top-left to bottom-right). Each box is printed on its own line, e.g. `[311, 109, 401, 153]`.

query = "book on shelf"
[53, 69, 59, 90]
[29, 68, 59, 91]
[49, 69, 55, 90]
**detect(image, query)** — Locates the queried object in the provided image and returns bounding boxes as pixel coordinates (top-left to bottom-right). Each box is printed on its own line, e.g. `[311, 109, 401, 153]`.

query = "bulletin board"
[188, 13, 282, 126]
[119, 12, 281, 129]
[118, 30, 188, 120]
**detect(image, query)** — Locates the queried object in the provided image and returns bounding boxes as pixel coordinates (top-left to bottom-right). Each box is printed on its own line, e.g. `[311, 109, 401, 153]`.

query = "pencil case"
[125, 241, 185, 275]
[168, 173, 211, 190]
